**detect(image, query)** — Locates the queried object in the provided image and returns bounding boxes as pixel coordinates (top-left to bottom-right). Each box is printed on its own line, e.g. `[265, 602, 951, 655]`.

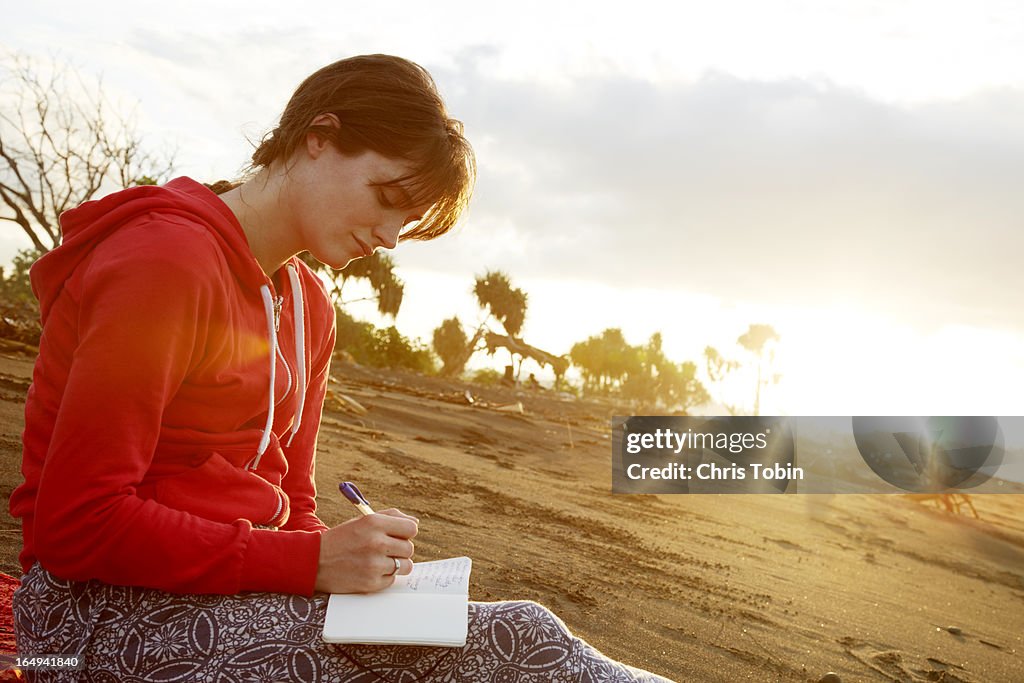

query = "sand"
[1, 348, 1022, 682]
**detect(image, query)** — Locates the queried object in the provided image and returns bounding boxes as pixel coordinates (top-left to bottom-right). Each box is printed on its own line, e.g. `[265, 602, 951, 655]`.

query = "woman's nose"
[373, 220, 402, 250]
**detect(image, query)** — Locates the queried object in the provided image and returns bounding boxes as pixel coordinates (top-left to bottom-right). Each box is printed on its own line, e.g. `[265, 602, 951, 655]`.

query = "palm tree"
[703, 345, 741, 414]
[473, 271, 528, 336]
[656, 360, 710, 414]
[473, 270, 528, 371]
[737, 324, 780, 416]
[569, 328, 637, 394]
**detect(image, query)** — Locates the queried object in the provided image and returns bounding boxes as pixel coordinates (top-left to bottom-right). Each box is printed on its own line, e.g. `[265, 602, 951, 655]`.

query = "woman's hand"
[314, 508, 418, 594]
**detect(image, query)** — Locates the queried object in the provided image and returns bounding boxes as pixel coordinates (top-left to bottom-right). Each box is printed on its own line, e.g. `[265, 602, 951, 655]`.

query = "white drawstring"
[249, 262, 308, 470]
[285, 263, 306, 447]
[249, 285, 278, 470]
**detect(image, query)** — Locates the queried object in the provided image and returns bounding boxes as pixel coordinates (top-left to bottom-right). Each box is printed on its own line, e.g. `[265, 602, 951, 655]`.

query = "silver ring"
[387, 557, 401, 576]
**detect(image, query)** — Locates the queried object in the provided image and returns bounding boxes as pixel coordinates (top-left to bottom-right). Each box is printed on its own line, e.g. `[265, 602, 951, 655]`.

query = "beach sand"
[1, 348, 1021, 681]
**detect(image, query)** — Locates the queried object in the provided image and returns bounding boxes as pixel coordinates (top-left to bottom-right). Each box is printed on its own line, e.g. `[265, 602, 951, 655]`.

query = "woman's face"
[287, 142, 429, 270]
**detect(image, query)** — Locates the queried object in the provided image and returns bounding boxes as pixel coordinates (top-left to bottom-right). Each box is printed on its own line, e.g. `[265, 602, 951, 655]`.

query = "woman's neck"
[219, 169, 299, 277]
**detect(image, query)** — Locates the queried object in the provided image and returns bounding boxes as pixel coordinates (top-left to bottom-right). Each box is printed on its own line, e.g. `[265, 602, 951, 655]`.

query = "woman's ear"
[305, 113, 342, 159]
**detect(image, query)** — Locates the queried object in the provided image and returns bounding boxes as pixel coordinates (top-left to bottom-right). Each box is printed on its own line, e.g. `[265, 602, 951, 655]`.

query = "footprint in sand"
[837, 636, 973, 682]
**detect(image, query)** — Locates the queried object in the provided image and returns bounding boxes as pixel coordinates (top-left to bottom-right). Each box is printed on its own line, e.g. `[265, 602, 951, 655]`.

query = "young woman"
[10, 54, 671, 682]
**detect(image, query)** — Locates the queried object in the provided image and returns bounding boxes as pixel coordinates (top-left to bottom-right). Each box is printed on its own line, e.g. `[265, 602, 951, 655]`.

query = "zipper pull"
[273, 295, 284, 333]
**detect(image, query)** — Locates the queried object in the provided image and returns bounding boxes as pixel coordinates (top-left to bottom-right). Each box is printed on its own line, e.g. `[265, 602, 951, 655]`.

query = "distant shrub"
[470, 368, 502, 385]
[0, 248, 42, 345]
[371, 326, 436, 374]
[335, 307, 436, 374]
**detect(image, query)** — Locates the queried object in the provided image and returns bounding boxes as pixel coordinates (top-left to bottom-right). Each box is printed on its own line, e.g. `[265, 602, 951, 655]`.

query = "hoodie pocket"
[148, 451, 289, 527]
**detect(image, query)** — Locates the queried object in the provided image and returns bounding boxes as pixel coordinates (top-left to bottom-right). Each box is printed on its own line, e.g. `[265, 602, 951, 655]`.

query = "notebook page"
[390, 556, 471, 595]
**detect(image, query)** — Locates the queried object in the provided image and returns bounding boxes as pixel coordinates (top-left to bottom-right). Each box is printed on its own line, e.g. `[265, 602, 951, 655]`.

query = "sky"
[3, 0, 1024, 415]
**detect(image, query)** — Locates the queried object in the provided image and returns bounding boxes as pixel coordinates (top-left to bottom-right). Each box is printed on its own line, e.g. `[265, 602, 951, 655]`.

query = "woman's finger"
[385, 538, 414, 559]
[382, 556, 413, 577]
[369, 512, 418, 540]
[378, 507, 420, 523]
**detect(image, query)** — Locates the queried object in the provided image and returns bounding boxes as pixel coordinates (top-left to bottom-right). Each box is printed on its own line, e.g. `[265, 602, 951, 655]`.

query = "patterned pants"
[13, 563, 673, 682]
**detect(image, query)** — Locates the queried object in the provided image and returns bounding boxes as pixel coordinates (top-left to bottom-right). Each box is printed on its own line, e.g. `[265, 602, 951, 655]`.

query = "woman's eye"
[377, 189, 394, 209]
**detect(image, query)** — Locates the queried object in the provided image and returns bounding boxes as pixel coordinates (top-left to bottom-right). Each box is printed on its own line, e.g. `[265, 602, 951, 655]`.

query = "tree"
[569, 328, 640, 394]
[432, 317, 470, 377]
[599, 328, 641, 391]
[640, 359, 710, 414]
[473, 270, 528, 372]
[0, 53, 174, 253]
[703, 345, 740, 415]
[473, 270, 527, 337]
[737, 324, 781, 416]
[569, 336, 600, 392]
[620, 333, 710, 411]
[569, 329, 709, 408]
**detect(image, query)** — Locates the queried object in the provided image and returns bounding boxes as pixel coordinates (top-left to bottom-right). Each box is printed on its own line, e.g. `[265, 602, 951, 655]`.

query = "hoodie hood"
[31, 177, 267, 323]
[30, 176, 309, 470]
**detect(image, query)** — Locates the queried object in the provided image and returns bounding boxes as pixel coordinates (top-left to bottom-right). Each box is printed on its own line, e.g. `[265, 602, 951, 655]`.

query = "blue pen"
[339, 481, 375, 516]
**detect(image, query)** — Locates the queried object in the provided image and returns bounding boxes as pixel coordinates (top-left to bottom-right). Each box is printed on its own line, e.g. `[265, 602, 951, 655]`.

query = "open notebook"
[322, 557, 472, 647]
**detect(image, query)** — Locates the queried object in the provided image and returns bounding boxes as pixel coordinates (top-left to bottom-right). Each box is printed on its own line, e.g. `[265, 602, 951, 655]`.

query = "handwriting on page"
[395, 557, 471, 595]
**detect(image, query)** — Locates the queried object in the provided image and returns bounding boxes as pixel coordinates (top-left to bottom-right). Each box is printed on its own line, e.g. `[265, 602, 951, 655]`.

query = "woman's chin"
[314, 251, 360, 271]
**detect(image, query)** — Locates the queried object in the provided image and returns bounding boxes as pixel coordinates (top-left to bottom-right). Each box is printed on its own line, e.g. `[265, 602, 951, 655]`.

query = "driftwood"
[324, 388, 368, 416]
[483, 332, 570, 380]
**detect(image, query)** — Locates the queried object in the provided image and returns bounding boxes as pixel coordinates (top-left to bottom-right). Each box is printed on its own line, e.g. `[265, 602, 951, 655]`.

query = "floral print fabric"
[13, 563, 672, 682]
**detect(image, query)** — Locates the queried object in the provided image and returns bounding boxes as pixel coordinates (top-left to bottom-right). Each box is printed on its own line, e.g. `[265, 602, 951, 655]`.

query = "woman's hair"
[249, 54, 475, 241]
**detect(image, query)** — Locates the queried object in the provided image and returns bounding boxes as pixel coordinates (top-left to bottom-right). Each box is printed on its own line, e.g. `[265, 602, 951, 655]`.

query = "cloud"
[403, 61, 1024, 332]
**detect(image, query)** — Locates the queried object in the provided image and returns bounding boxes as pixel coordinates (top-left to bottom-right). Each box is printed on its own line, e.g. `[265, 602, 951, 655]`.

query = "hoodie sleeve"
[32, 226, 321, 595]
[280, 274, 335, 534]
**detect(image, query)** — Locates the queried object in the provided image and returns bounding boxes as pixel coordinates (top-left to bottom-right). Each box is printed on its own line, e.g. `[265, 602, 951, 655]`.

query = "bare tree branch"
[0, 183, 47, 252]
[0, 52, 175, 253]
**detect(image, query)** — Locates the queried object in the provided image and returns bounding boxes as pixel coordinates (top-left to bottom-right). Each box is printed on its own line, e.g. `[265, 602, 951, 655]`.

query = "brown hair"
[249, 54, 475, 241]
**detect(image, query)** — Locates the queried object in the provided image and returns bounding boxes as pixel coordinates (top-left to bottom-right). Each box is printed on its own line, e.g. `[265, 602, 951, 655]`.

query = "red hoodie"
[9, 177, 335, 596]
